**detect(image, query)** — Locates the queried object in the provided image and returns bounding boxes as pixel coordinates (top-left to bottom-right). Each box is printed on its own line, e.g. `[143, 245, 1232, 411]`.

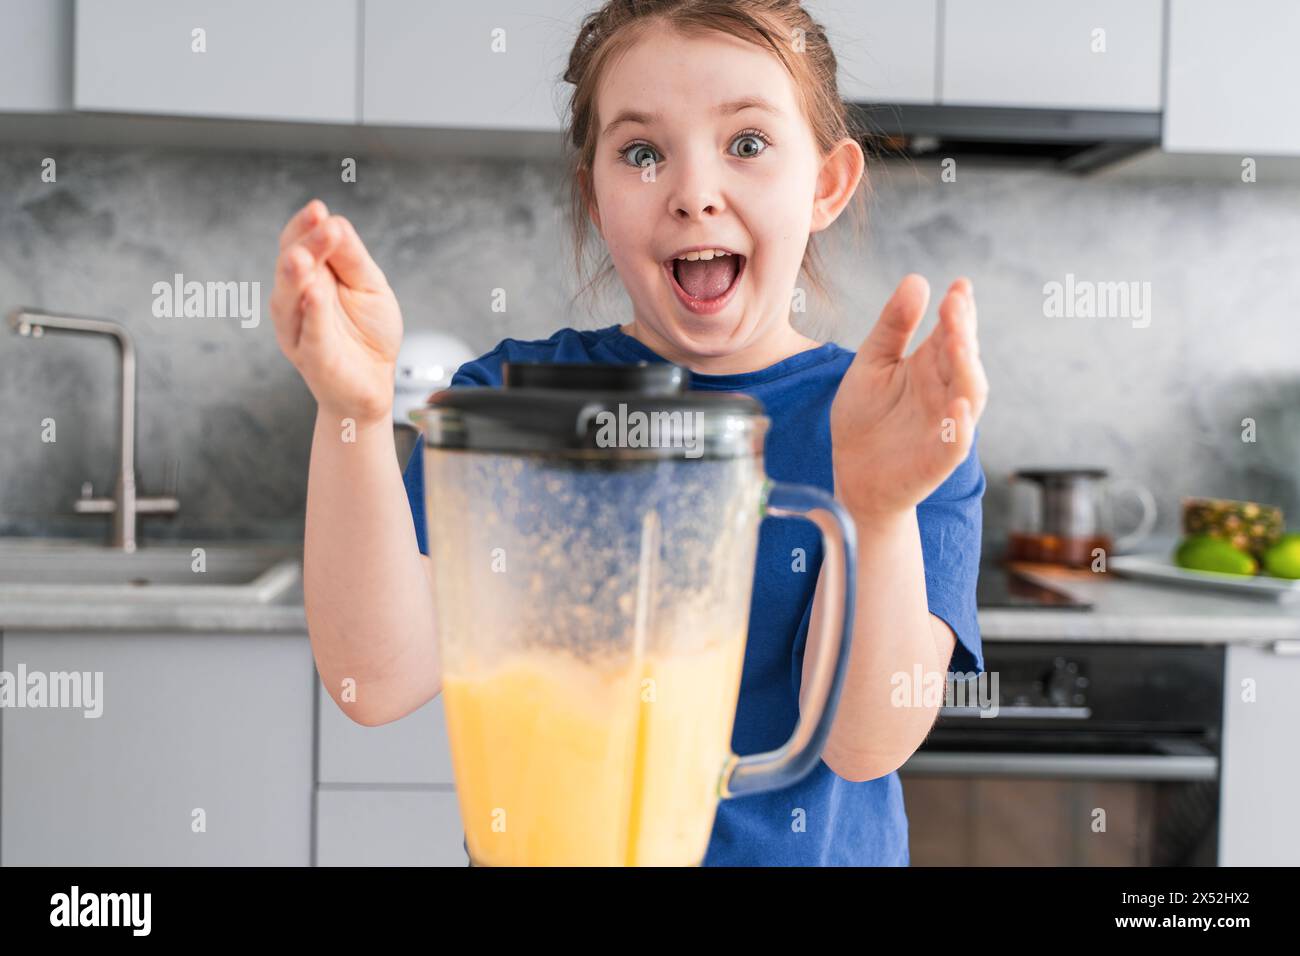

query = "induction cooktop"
[975, 561, 1093, 610]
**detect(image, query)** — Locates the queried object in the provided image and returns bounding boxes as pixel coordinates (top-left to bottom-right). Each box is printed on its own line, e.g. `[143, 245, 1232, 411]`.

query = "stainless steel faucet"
[8, 307, 179, 552]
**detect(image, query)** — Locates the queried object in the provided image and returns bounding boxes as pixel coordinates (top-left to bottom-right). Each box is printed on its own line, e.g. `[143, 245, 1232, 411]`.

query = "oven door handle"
[940, 705, 1092, 719]
[900, 751, 1218, 781]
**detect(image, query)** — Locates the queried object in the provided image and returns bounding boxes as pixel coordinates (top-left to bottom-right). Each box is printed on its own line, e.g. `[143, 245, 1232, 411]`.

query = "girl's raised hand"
[830, 274, 989, 520]
[270, 200, 404, 427]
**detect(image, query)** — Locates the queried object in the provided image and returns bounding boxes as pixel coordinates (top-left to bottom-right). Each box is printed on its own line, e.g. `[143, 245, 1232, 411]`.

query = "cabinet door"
[316, 678, 455, 785]
[0, 0, 73, 111]
[1219, 641, 1300, 865]
[362, 0, 598, 130]
[1165, 0, 1300, 155]
[0, 631, 314, 865]
[74, 0, 358, 123]
[316, 788, 467, 866]
[941, 0, 1163, 110]
[804, 0, 938, 105]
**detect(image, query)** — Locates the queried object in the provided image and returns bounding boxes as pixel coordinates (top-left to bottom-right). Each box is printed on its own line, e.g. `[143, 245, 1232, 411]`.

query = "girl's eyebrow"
[601, 96, 782, 138]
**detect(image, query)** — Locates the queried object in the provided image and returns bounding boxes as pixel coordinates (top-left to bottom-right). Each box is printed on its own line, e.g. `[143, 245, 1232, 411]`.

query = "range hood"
[852, 104, 1162, 174]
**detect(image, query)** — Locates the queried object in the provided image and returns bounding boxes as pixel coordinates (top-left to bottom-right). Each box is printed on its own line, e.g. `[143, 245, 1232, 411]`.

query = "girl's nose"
[668, 167, 726, 221]
[672, 196, 722, 221]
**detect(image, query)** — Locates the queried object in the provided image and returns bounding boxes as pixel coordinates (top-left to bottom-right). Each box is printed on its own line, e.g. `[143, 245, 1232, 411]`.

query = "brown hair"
[562, 0, 870, 328]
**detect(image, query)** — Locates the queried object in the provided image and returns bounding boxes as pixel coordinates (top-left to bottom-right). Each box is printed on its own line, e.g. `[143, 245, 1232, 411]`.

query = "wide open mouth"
[663, 252, 746, 311]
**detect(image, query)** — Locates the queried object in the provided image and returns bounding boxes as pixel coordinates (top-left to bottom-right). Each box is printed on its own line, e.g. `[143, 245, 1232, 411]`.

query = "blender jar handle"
[719, 479, 858, 799]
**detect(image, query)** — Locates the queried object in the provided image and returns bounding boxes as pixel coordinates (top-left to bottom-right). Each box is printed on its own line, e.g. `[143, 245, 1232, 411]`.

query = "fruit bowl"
[1108, 552, 1300, 602]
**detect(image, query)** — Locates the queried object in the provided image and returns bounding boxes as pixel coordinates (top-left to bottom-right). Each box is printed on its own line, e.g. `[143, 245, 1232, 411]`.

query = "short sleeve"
[401, 440, 428, 556]
[917, 428, 986, 675]
[402, 354, 505, 556]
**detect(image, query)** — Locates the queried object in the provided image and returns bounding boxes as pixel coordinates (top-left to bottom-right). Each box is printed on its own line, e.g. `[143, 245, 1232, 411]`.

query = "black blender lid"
[503, 361, 686, 393]
[411, 361, 767, 459]
[1014, 467, 1108, 483]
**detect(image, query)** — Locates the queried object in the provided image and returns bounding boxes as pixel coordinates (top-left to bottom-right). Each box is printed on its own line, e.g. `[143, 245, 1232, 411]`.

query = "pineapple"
[1182, 497, 1284, 561]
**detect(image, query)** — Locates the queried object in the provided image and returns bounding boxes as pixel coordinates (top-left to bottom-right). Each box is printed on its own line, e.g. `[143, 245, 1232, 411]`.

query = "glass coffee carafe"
[1007, 467, 1157, 568]
[411, 362, 857, 866]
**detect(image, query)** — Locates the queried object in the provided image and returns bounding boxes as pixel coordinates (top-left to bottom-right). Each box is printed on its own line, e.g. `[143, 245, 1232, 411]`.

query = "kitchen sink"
[0, 539, 302, 604]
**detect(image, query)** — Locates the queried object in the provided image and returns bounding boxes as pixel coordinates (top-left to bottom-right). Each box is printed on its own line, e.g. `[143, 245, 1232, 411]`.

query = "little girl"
[271, 0, 988, 866]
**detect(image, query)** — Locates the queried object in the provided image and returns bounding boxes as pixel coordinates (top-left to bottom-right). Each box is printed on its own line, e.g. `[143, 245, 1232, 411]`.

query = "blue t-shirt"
[402, 323, 985, 866]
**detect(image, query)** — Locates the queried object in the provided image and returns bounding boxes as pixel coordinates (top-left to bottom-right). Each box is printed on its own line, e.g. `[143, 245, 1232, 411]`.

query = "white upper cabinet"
[363, 0, 599, 130]
[74, 0, 359, 123]
[804, 0, 938, 105]
[0, 0, 72, 111]
[1164, 0, 1300, 156]
[940, 0, 1163, 111]
[9, 0, 1290, 160]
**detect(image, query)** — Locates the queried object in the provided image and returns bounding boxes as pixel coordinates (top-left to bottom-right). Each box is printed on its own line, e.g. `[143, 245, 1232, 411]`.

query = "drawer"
[317, 679, 455, 785]
[316, 788, 467, 866]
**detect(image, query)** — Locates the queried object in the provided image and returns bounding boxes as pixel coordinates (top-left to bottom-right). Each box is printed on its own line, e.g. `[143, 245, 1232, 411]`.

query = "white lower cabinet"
[316, 788, 467, 866]
[314, 679, 468, 864]
[1219, 641, 1300, 865]
[0, 630, 314, 866]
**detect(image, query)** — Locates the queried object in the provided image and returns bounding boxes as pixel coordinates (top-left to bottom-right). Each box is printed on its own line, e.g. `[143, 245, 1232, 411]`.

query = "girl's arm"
[804, 274, 988, 781]
[802, 506, 958, 782]
[303, 410, 441, 726]
[271, 199, 441, 726]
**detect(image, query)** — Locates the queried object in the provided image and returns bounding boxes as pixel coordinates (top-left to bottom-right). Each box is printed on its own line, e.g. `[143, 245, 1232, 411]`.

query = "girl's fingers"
[960, 281, 978, 352]
[935, 280, 979, 376]
[269, 244, 315, 354]
[932, 332, 952, 386]
[946, 337, 989, 424]
[974, 358, 990, 419]
[298, 216, 347, 264]
[269, 223, 345, 352]
[279, 199, 329, 251]
[324, 216, 388, 292]
[296, 270, 336, 353]
[960, 279, 978, 339]
[933, 286, 962, 383]
[863, 274, 930, 363]
[273, 220, 344, 303]
[938, 280, 975, 342]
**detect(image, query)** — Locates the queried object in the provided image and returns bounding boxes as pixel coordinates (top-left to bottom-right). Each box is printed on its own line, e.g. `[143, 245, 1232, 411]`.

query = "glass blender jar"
[411, 362, 857, 866]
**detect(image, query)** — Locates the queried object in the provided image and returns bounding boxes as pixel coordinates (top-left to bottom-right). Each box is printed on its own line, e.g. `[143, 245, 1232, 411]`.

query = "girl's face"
[589, 24, 861, 370]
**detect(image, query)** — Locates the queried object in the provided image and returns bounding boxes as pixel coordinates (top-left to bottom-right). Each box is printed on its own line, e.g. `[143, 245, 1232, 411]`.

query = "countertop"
[979, 561, 1300, 645]
[2, 538, 1300, 645]
[0, 591, 309, 633]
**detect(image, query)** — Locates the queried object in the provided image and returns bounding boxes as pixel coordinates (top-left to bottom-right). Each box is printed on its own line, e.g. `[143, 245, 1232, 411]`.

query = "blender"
[411, 361, 857, 866]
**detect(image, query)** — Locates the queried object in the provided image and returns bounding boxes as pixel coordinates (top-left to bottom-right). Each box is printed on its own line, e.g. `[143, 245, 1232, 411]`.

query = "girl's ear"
[810, 137, 865, 235]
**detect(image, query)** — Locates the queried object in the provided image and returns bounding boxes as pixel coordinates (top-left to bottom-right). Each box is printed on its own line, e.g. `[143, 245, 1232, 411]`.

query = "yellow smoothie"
[442, 637, 747, 866]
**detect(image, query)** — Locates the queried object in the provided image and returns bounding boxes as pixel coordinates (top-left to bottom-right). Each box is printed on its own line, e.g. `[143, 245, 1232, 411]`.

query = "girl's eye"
[729, 130, 770, 159]
[620, 143, 660, 168]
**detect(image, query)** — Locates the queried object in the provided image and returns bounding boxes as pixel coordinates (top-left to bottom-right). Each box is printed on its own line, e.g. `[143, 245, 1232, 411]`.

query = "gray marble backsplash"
[1, 145, 1298, 552]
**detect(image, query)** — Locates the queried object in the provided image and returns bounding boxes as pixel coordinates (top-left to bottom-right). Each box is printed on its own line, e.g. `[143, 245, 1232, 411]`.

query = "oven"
[900, 640, 1224, 866]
